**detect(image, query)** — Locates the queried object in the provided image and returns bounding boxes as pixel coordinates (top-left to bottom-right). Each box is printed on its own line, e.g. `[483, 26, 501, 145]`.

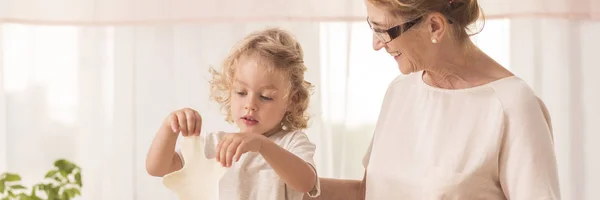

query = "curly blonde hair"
[209, 27, 313, 131]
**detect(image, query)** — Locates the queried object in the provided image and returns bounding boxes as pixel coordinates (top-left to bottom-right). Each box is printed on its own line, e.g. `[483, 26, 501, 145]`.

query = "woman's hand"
[164, 107, 202, 137]
[215, 133, 268, 167]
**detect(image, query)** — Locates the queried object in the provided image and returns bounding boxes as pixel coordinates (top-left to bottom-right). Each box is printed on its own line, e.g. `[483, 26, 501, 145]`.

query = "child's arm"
[145, 108, 202, 177]
[216, 132, 320, 195]
[259, 137, 317, 193]
[145, 124, 182, 177]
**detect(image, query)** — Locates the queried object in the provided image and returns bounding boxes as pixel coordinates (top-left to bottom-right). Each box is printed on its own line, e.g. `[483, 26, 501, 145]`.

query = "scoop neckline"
[417, 71, 518, 93]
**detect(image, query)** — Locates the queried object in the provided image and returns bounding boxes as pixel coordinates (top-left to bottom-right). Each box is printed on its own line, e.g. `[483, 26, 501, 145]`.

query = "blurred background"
[0, 0, 598, 199]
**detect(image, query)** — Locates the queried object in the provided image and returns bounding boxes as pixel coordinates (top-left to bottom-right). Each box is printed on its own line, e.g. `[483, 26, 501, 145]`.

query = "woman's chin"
[397, 63, 413, 75]
[395, 56, 414, 75]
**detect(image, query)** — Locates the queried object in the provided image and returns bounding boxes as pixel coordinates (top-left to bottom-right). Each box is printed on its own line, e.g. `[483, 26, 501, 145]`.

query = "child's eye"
[236, 91, 247, 96]
[260, 95, 273, 101]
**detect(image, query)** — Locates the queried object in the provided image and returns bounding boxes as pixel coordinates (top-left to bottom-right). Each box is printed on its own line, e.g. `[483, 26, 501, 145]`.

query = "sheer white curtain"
[1, 0, 599, 200]
[509, 18, 600, 200]
[0, 23, 323, 200]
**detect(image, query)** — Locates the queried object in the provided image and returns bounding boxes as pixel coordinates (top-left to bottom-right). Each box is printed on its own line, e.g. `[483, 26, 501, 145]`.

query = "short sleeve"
[203, 131, 227, 159]
[286, 132, 321, 197]
[498, 97, 561, 200]
[362, 137, 373, 168]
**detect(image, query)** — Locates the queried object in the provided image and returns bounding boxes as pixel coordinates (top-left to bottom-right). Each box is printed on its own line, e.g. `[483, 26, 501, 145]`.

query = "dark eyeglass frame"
[367, 16, 423, 44]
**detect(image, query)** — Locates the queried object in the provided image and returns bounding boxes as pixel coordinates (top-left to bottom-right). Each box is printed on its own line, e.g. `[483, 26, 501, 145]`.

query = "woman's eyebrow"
[369, 19, 386, 27]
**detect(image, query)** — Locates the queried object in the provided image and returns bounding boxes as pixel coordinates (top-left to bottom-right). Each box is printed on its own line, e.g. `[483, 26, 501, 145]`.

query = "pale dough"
[162, 135, 227, 200]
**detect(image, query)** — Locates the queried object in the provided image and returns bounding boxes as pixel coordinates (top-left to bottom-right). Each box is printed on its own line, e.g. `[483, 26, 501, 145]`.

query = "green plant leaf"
[0, 180, 5, 193]
[51, 186, 60, 195]
[64, 188, 81, 196]
[34, 184, 46, 191]
[31, 186, 37, 197]
[59, 171, 68, 178]
[38, 183, 54, 195]
[54, 159, 76, 174]
[47, 192, 57, 200]
[1, 159, 83, 200]
[63, 188, 80, 199]
[75, 173, 82, 187]
[53, 176, 63, 183]
[45, 170, 58, 178]
[9, 184, 26, 190]
[4, 174, 20, 182]
[18, 193, 32, 200]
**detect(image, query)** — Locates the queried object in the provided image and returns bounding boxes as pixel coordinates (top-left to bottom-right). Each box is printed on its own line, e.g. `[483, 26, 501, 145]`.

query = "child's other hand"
[215, 133, 267, 167]
[164, 108, 202, 137]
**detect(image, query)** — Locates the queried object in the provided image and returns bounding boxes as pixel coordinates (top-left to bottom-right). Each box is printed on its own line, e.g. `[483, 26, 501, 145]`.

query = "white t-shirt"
[362, 71, 561, 200]
[177, 130, 321, 200]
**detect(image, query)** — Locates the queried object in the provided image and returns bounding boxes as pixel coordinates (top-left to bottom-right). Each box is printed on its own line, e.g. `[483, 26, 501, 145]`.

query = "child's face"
[230, 55, 291, 135]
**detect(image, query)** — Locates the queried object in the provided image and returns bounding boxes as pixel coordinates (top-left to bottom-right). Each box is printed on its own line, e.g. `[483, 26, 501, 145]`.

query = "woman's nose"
[373, 34, 385, 51]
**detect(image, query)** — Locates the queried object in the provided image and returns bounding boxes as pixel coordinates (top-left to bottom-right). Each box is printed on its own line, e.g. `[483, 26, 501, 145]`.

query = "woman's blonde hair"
[369, 0, 485, 40]
[209, 27, 313, 131]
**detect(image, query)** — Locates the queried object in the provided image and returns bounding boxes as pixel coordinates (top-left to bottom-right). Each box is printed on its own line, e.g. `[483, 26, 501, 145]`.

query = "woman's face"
[364, 0, 437, 75]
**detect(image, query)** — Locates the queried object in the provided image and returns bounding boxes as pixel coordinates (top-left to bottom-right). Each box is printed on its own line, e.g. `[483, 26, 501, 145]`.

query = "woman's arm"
[303, 171, 366, 200]
[498, 95, 561, 199]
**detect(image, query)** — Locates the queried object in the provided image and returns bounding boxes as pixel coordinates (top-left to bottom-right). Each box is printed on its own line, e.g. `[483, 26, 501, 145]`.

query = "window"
[2, 24, 80, 125]
[1, 24, 81, 185]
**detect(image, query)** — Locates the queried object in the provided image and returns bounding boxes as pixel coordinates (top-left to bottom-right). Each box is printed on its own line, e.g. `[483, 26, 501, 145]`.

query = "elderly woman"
[305, 0, 561, 199]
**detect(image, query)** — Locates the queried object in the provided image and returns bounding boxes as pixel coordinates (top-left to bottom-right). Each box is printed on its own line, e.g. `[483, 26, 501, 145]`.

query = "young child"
[145, 27, 321, 200]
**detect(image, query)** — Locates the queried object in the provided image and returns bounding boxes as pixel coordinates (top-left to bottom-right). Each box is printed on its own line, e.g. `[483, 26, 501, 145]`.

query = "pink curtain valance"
[0, 0, 597, 25]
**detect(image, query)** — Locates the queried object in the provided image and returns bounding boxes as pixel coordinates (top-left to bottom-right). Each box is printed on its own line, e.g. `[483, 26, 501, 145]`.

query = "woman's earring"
[431, 39, 438, 44]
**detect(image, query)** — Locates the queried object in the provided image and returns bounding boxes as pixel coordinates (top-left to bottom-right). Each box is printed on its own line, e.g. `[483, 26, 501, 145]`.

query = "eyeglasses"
[367, 16, 423, 44]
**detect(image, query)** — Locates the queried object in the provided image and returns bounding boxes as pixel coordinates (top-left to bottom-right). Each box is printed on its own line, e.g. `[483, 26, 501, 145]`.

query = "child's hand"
[164, 108, 202, 137]
[215, 133, 267, 167]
